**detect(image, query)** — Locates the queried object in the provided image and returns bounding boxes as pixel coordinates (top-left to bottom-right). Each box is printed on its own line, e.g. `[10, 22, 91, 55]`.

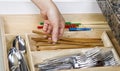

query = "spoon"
[16, 36, 30, 71]
[8, 48, 21, 71]
[8, 36, 29, 71]
[16, 36, 26, 53]
[8, 38, 23, 71]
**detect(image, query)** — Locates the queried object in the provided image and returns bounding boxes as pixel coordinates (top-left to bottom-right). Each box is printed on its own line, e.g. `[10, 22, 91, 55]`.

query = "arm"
[31, 0, 65, 43]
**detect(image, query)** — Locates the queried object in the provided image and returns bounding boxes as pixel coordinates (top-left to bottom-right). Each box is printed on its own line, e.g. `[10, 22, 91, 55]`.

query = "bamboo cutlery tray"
[1, 14, 120, 71]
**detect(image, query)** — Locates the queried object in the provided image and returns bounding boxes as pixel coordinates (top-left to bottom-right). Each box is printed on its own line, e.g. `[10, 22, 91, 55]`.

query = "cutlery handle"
[15, 67, 21, 71]
[69, 28, 91, 31]
[20, 53, 30, 71]
[20, 59, 28, 71]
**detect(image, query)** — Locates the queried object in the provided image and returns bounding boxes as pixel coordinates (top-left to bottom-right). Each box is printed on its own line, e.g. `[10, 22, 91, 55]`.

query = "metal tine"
[43, 54, 81, 64]
[102, 51, 114, 61]
[35, 47, 119, 70]
[102, 50, 118, 66]
[72, 55, 99, 68]
[72, 48, 114, 68]
[85, 47, 102, 58]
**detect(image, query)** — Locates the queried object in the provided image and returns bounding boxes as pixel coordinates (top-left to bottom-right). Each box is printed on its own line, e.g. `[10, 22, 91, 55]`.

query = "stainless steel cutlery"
[8, 36, 29, 71]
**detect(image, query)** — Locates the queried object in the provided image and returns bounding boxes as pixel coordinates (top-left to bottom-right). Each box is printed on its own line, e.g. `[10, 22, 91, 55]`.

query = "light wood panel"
[0, 14, 120, 71]
[1, 14, 110, 34]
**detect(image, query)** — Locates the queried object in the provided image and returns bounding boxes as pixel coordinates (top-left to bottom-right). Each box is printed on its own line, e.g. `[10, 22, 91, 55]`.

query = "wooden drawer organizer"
[1, 14, 120, 71]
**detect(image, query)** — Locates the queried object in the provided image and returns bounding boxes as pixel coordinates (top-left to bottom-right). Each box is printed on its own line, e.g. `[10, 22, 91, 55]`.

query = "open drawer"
[0, 14, 120, 71]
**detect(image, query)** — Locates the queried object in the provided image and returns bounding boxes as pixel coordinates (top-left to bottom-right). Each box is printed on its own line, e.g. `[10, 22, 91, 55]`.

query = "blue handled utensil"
[69, 28, 92, 31]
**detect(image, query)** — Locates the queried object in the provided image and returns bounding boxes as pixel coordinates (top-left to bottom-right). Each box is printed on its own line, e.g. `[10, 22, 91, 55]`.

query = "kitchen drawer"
[0, 14, 120, 71]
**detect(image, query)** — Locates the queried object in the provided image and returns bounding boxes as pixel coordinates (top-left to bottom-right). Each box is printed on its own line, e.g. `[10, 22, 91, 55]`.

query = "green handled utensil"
[39, 22, 81, 25]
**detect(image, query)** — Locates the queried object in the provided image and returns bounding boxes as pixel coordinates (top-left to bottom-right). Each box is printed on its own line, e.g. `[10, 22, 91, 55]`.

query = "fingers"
[41, 12, 49, 32]
[42, 19, 65, 44]
[40, 6, 65, 43]
[59, 19, 65, 37]
[43, 21, 64, 43]
[35, 0, 65, 44]
[43, 20, 49, 32]
[47, 24, 52, 42]
[52, 22, 59, 43]
[47, 25, 52, 34]
[43, 20, 53, 42]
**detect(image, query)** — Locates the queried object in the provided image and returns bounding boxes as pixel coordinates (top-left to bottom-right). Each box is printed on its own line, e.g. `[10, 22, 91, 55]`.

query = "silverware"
[35, 47, 118, 71]
[8, 36, 29, 71]
[16, 36, 26, 53]
[8, 48, 21, 71]
[15, 36, 30, 71]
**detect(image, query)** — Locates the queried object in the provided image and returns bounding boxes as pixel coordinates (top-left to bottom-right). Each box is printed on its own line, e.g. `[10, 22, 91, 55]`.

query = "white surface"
[0, 1, 101, 14]
[0, 0, 96, 2]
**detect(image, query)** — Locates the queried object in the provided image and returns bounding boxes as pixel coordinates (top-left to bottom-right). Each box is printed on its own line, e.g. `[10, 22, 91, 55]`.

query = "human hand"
[32, 0, 65, 43]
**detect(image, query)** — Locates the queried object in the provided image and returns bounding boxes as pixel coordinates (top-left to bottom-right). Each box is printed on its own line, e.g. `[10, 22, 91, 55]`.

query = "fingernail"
[53, 38, 58, 44]
[48, 37, 52, 40]
[48, 37, 52, 44]
[43, 35, 47, 38]
[52, 42, 57, 44]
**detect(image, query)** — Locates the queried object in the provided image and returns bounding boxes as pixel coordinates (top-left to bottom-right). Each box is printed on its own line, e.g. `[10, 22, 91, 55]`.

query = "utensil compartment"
[31, 48, 120, 71]
[5, 34, 32, 71]
[28, 31, 113, 51]
[26, 31, 120, 71]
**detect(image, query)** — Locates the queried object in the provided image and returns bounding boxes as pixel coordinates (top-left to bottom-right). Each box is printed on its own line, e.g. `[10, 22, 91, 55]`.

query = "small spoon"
[8, 48, 20, 71]
[16, 36, 30, 71]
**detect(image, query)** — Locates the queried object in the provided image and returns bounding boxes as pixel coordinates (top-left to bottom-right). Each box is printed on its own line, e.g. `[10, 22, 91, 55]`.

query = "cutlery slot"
[30, 48, 120, 71]
[27, 31, 114, 51]
[5, 34, 32, 71]
[25, 31, 120, 71]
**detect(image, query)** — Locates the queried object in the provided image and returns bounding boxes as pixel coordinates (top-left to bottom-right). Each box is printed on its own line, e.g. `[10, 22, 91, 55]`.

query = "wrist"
[32, 0, 53, 11]
[40, 0, 52, 11]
